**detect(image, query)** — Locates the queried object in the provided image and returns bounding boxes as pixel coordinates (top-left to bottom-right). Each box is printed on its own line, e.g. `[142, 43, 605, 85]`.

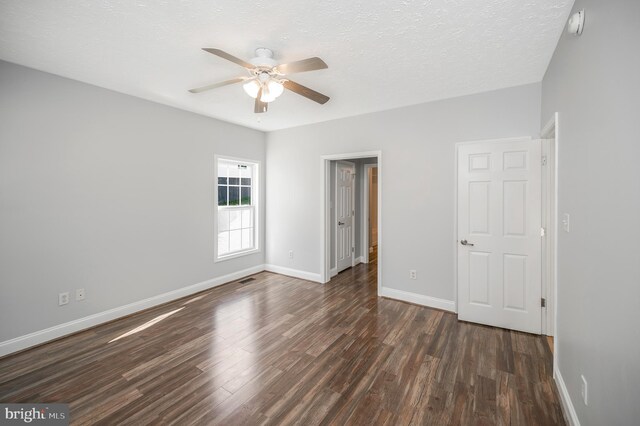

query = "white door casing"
[541, 138, 555, 336]
[457, 139, 542, 334]
[336, 161, 355, 273]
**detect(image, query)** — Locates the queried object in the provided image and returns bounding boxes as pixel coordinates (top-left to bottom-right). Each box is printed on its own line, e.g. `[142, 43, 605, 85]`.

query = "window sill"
[215, 248, 261, 263]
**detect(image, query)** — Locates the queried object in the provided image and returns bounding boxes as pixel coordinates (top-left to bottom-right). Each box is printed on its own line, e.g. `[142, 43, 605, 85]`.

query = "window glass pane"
[228, 165, 240, 178]
[240, 166, 252, 179]
[218, 177, 227, 184]
[229, 186, 240, 205]
[242, 228, 253, 249]
[218, 186, 227, 206]
[229, 210, 242, 230]
[218, 232, 229, 255]
[241, 187, 251, 205]
[218, 209, 229, 232]
[218, 163, 228, 179]
[241, 209, 252, 228]
[241, 178, 251, 186]
[229, 177, 240, 185]
[229, 230, 242, 252]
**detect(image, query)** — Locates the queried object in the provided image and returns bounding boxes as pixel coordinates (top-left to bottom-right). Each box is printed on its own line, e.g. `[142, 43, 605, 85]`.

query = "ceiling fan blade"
[254, 87, 268, 113]
[188, 77, 246, 93]
[275, 57, 328, 75]
[283, 80, 330, 104]
[202, 48, 256, 70]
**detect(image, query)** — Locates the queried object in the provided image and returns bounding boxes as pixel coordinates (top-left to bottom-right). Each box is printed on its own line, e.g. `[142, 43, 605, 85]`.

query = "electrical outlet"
[409, 270, 417, 280]
[58, 292, 69, 306]
[76, 288, 85, 301]
[289, 250, 294, 259]
[581, 375, 588, 405]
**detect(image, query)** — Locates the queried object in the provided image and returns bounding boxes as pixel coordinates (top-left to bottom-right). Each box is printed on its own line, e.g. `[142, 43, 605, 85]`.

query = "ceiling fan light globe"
[268, 80, 284, 98]
[260, 90, 276, 103]
[242, 80, 260, 99]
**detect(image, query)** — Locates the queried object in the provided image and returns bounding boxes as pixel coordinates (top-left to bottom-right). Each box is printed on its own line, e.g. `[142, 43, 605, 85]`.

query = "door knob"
[338, 221, 345, 226]
[460, 239, 475, 246]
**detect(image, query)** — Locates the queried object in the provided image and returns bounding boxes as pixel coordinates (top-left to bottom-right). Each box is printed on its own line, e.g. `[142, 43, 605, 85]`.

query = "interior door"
[369, 167, 378, 248]
[457, 139, 542, 334]
[336, 161, 355, 273]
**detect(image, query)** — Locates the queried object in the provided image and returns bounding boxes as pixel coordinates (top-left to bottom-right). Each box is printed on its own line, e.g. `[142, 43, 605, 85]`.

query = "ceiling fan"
[189, 47, 330, 113]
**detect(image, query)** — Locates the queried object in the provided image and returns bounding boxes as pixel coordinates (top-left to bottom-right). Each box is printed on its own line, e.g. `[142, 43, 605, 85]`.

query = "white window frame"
[214, 155, 260, 262]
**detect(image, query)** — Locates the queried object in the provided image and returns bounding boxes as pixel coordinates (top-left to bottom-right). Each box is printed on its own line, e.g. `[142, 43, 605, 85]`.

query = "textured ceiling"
[0, 0, 574, 131]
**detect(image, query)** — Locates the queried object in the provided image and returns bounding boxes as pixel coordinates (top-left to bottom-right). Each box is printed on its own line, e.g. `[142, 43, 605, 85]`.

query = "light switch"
[562, 213, 570, 232]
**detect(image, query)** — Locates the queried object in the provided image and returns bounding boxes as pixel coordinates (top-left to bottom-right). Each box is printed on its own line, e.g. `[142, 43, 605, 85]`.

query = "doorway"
[321, 151, 382, 291]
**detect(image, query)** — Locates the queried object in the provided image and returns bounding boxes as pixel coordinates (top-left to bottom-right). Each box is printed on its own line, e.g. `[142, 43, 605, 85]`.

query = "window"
[216, 157, 259, 260]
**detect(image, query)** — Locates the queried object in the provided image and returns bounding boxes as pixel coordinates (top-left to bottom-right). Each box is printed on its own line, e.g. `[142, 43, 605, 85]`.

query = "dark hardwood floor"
[0, 260, 565, 425]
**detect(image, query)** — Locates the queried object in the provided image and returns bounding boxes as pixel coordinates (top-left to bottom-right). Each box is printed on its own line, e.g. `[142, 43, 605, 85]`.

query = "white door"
[457, 139, 542, 334]
[336, 161, 355, 273]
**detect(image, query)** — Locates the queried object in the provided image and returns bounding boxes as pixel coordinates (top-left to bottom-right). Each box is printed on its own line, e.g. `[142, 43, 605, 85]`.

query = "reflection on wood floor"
[0, 260, 564, 425]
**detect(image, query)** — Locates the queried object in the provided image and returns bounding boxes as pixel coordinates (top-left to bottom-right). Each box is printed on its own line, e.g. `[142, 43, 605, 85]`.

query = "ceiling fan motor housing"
[249, 48, 277, 68]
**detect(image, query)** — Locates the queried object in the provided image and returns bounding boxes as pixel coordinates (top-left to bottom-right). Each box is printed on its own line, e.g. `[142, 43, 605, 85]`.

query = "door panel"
[469, 251, 490, 305]
[457, 139, 542, 334]
[469, 181, 490, 234]
[503, 254, 527, 311]
[503, 180, 527, 236]
[336, 161, 355, 273]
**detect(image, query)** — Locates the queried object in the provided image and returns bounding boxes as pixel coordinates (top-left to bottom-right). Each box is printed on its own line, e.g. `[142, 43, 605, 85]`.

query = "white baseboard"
[379, 287, 456, 312]
[554, 365, 581, 426]
[354, 256, 364, 264]
[330, 267, 338, 278]
[0, 264, 266, 358]
[264, 264, 322, 283]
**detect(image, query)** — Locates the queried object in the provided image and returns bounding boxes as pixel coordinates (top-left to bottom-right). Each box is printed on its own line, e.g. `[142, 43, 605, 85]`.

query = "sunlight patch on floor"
[109, 307, 185, 343]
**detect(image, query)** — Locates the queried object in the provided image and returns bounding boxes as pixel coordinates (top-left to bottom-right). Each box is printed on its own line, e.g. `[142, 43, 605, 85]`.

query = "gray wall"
[0, 60, 265, 342]
[541, 1, 640, 424]
[266, 82, 541, 301]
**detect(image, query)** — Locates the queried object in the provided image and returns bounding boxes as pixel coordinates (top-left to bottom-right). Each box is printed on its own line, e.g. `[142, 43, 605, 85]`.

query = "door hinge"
[542, 156, 548, 166]
[541, 298, 546, 308]
[351, 247, 355, 253]
[541, 227, 546, 237]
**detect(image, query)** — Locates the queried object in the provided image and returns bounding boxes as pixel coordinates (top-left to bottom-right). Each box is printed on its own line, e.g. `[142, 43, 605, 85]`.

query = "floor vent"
[239, 277, 256, 284]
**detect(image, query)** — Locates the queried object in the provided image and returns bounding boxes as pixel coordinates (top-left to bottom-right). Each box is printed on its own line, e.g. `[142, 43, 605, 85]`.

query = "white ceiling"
[0, 0, 574, 131]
